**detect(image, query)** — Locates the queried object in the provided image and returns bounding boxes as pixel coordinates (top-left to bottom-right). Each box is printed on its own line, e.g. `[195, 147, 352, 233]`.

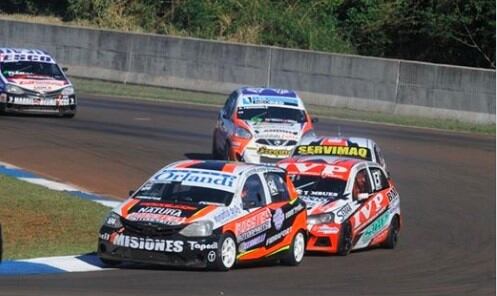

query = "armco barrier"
[0, 19, 494, 123]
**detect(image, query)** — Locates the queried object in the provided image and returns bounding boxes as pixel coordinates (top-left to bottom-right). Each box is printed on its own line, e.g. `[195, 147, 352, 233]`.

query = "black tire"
[99, 257, 121, 267]
[281, 230, 306, 266]
[209, 233, 237, 271]
[211, 133, 221, 160]
[383, 215, 400, 249]
[63, 113, 76, 118]
[337, 221, 353, 256]
[223, 142, 232, 161]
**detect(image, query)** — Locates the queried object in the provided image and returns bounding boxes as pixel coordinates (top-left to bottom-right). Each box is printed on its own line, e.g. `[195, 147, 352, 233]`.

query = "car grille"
[122, 219, 183, 237]
[256, 139, 297, 146]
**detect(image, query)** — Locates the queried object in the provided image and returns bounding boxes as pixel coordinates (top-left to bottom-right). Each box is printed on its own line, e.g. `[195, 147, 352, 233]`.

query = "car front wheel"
[281, 230, 306, 266]
[210, 234, 237, 271]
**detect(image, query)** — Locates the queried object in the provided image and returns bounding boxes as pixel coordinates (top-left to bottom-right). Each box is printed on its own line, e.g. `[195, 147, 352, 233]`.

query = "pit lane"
[0, 95, 494, 296]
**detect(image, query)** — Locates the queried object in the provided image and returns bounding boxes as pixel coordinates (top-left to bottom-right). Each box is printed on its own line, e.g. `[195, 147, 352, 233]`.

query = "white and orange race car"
[278, 154, 401, 255]
[212, 87, 317, 164]
[98, 160, 307, 271]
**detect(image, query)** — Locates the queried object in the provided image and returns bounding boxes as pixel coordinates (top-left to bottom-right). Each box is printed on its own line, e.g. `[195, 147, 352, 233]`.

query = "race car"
[212, 87, 317, 164]
[0, 48, 77, 117]
[293, 136, 388, 171]
[98, 160, 307, 271]
[277, 154, 401, 255]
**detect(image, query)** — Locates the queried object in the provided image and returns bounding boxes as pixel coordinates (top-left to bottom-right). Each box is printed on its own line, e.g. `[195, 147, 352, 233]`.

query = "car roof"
[236, 87, 305, 109]
[0, 48, 56, 63]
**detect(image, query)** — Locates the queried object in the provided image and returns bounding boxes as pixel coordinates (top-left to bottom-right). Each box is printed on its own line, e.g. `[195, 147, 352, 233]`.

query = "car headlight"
[61, 86, 75, 96]
[5, 84, 24, 95]
[103, 212, 123, 229]
[308, 213, 334, 225]
[234, 126, 252, 139]
[179, 221, 213, 237]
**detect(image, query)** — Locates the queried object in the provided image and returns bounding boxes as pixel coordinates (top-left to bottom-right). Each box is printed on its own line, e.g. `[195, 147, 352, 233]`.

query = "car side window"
[241, 174, 266, 209]
[264, 172, 290, 203]
[369, 167, 389, 192]
[352, 169, 373, 201]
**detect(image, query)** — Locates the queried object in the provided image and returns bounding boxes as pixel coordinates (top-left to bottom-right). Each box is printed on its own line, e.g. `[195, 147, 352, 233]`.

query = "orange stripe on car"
[222, 163, 237, 173]
[120, 199, 140, 217]
[185, 205, 217, 223]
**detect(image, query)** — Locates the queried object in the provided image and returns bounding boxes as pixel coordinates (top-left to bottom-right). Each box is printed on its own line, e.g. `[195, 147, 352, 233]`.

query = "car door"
[349, 167, 385, 232]
[352, 166, 394, 248]
[234, 173, 273, 257]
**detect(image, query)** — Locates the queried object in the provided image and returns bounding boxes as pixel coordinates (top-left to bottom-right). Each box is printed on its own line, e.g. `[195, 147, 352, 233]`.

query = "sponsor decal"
[387, 188, 399, 203]
[126, 206, 186, 225]
[99, 233, 110, 240]
[285, 203, 304, 219]
[207, 251, 216, 262]
[273, 208, 284, 231]
[155, 169, 237, 191]
[299, 190, 337, 198]
[295, 145, 369, 159]
[138, 202, 197, 211]
[257, 147, 290, 157]
[361, 211, 390, 241]
[214, 206, 242, 223]
[242, 95, 298, 106]
[300, 195, 329, 208]
[353, 194, 386, 229]
[236, 208, 272, 241]
[335, 203, 353, 219]
[266, 227, 292, 246]
[316, 225, 339, 234]
[239, 234, 266, 252]
[187, 241, 218, 251]
[112, 234, 184, 253]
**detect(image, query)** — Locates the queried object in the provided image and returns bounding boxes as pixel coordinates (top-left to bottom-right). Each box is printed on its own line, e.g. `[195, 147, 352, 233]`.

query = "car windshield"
[134, 182, 233, 206]
[1, 61, 64, 79]
[291, 175, 346, 200]
[237, 106, 306, 123]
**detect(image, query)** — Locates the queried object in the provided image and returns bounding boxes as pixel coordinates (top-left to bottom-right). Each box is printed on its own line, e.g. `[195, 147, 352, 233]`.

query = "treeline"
[1, 0, 495, 68]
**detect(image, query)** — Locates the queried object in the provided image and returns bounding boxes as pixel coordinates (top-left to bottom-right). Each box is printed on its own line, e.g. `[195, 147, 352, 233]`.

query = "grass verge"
[0, 175, 110, 260]
[72, 78, 495, 135]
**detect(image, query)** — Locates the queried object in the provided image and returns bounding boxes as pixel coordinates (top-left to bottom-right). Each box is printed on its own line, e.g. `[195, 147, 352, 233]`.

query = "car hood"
[7, 75, 69, 93]
[245, 121, 303, 141]
[117, 199, 243, 227]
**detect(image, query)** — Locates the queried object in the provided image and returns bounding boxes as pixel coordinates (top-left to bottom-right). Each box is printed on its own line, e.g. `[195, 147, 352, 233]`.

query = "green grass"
[73, 77, 495, 135]
[0, 175, 110, 260]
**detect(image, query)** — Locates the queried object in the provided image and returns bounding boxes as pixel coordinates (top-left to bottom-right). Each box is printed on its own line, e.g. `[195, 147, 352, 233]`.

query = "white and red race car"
[0, 48, 76, 117]
[212, 87, 317, 164]
[294, 136, 388, 171]
[278, 154, 401, 255]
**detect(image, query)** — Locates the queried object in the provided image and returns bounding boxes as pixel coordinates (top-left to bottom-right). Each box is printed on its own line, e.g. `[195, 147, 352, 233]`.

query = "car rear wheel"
[337, 222, 353, 256]
[383, 216, 400, 249]
[281, 231, 306, 266]
[210, 234, 237, 271]
[223, 142, 232, 161]
[211, 133, 221, 160]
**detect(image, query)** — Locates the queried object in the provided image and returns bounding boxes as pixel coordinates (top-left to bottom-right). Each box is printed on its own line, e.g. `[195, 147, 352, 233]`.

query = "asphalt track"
[0, 95, 494, 296]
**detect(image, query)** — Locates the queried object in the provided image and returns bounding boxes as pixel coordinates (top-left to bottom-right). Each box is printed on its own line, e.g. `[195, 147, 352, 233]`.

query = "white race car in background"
[212, 87, 318, 164]
[0, 48, 76, 117]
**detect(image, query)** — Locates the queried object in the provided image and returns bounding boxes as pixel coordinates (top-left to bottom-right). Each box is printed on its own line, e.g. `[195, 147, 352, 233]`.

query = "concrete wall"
[0, 19, 494, 123]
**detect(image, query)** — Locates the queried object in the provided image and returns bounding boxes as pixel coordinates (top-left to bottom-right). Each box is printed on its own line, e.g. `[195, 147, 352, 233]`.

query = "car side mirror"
[128, 190, 135, 197]
[311, 117, 319, 123]
[222, 111, 230, 119]
[62, 67, 69, 72]
[357, 193, 369, 201]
